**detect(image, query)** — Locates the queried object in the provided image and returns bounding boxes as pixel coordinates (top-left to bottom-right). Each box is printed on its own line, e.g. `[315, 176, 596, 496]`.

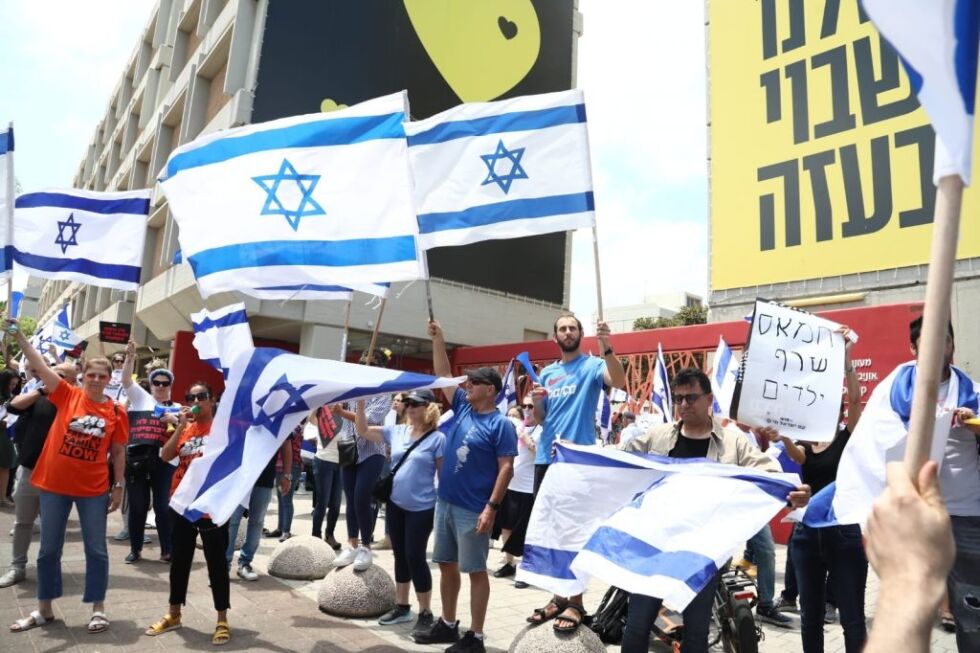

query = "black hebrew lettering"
[853, 36, 919, 125]
[812, 45, 857, 138]
[776, 317, 793, 338]
[757, 313, 775, 335]
[841, 136, 892, 237]
[758, 160, 800, 250]
[802, 151, 836, 242]
[806, 386, 818, 406]
[761, 0, 806, 60]
[810, 357, 828, 372]
[895, 125, 937, 228]
[775, 348, 788, 371]
[791, 351, 804, 371]
[819, 0, 841, 38]
[793, 321, 815, 343]
[760, 69, 783, 123]
[793, 385, 804, 401]
[763, 380, 779, 400]
[816, 326, 834, 346]
[784, 60, 810, 143]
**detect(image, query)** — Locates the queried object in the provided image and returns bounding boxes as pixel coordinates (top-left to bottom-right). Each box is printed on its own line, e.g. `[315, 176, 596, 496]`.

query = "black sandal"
[527, 597, 568, 625]
[553, 603, 586, 633]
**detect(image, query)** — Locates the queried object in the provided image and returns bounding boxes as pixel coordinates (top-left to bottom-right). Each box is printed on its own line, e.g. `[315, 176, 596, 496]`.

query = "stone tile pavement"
[0, 489, 959, 652]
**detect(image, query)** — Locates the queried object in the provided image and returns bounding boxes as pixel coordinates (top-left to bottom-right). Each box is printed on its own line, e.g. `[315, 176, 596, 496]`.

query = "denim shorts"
[432, 498, 490, 574]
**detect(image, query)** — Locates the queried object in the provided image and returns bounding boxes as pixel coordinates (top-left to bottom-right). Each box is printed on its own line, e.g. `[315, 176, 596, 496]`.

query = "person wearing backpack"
[354, 390, 446, 635]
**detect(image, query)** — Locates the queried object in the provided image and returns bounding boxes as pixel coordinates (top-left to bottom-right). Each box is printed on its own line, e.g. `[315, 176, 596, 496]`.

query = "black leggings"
[168, 510, 230, 611]
[387, 501, 434, 593]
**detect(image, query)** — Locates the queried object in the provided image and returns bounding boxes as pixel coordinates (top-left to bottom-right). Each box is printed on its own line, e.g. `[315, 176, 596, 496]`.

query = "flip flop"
[527, 597, 568, 624]
[10, 610, 56, 633]
[553, 603, 587, 633]
[87, 611, 110, 634]
[212, 621, 231, 646]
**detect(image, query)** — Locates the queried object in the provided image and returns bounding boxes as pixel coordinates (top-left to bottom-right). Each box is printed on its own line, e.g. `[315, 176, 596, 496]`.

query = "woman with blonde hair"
[355, 389, 445, 634]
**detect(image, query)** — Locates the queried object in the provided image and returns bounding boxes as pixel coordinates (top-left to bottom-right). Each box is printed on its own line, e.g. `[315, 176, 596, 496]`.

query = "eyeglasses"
[674, 393, 704, 405]
[185, 392, 210, 403]
[151, 379, 172, 387]
[84, 372, 109, 381]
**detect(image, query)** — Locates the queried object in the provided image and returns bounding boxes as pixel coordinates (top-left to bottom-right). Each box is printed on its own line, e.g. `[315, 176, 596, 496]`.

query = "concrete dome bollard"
[317, 565, 396, 618]
[508, 624, 607, 653]
[268, 535, 336, 580]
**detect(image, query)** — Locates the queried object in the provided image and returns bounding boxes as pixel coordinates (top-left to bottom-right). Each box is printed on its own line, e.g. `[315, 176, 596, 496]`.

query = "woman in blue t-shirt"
[354, 389, 445, 635]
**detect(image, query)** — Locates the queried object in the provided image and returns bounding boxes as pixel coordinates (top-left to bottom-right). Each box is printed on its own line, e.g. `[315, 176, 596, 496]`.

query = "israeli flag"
[160, 92, 424, 300]
[651, 343, 672, 423]
[30, 303, 79, 360]
[190, 303, 255, 380]
[9, 290, 23, 319]
[833, 360, 977, 524]
[13, 188, 150, 290]
[596, 390, 612, 442]
[406, 89, 595, 249]
[0, 126, 13, 280]
[170, 347, 464, 523]
[862, 0, 980, 183]
[518, 443, 799, 608]
[711, 337, 740, 416]
[496, 357, 520, 415]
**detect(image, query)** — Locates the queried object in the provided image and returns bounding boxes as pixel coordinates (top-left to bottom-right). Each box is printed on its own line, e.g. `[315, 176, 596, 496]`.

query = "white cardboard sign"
[733, 300, 846, 442]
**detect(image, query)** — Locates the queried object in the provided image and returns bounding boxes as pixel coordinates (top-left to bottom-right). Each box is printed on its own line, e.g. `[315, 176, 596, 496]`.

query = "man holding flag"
[526, 313, 626, 632]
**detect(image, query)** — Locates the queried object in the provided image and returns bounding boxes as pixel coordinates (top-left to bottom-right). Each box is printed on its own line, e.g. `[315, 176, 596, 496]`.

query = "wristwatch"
[486, 500, 501, 511]
[603, 346, 614, 357]
[112, 482, 124, 490]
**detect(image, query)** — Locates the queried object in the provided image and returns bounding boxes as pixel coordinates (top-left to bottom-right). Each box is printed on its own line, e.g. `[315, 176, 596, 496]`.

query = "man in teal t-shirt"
[527, 313, 626, 633]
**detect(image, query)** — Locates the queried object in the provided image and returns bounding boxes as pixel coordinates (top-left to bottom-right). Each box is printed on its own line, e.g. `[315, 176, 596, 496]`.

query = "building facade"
[34, 0, 583, 366]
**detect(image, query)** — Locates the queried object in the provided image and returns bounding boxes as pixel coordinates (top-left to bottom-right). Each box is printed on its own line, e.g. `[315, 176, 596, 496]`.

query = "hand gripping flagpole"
[904, 174, 963, 480]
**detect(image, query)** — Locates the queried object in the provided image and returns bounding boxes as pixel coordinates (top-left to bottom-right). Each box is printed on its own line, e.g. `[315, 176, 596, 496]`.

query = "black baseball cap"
[465, 367, 502, 392]
[404, 389, 436, 404]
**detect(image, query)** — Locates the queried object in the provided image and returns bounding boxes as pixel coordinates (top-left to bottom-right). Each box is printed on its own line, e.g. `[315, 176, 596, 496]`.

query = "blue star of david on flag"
[252, 159, 326, 231]
[480, 140, 528, 194]
[253, 374, 317, 435]
[54, 213, 82, 255]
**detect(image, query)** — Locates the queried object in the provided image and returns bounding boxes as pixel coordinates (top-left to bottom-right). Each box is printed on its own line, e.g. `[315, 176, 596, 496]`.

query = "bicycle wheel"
[731, 602, 758, 653]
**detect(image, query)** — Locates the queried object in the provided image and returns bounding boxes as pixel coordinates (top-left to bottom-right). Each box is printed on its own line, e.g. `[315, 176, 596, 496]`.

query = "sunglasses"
[151, 379, 172, 387]
[468, 379, 493, 387]
[185, 391, 210, 403]
[403, 400, 428, 408]
[674, 393, 704, 405]
[522, 404, 534, 409]
[111, 359, 125, 365]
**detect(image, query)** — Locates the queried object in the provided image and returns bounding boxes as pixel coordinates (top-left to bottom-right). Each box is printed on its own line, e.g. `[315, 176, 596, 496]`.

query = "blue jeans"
[745, 525, 775, 610]
[432, 499, 490, 574]
[37, 491, 110, 603]
[226, 485, 273, 568]
[949, 516, 980, 653]
[791, 523, 867, 653]
[128, 456, 175, 555]
[622, 571, 721, 653]
[276, 466, 301, 533]
[342, 454, 385, 544]
[311, 458, 342, 538]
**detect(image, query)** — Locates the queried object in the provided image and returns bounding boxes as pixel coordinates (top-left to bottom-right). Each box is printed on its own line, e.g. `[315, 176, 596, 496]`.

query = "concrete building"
[34, 0, 582, 367]
[596, 292, 703, 333]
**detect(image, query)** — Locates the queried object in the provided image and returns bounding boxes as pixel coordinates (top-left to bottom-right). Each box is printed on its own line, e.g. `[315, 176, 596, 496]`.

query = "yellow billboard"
[709, 0, 980, 290]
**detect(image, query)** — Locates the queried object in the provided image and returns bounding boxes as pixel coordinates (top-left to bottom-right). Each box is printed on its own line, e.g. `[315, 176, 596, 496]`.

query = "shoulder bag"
[371, 428, 436, 503]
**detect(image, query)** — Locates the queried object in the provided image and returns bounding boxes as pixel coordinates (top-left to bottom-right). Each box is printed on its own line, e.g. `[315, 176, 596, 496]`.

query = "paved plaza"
[0, 490, 958, 652]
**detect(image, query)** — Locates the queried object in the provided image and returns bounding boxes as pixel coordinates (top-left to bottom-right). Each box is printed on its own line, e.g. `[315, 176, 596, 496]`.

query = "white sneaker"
[353, 546, 373, 571]
[237, 564, 259, 581]
[0, 568, 25, 588]
[333, 546, 357, 568]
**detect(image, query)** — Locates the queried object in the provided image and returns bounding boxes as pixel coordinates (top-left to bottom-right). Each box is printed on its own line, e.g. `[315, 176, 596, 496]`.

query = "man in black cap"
[413, 321, 517, 653]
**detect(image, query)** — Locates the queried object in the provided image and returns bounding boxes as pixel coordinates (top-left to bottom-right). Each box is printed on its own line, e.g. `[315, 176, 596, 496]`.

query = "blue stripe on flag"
[254, 284, 352, 293]
[417, 192, 594, 235]
[13, 249, 142, 284]
[555, 445, 656, 470]
[187, 236, 418, 278]
[15, 192, 150, 215]
[521, 544, 579, 580]
[954, 0, 979, 114]
[0, 245, 12, 272]
[192, 310, 249, 332]
[408, 104, 587, 147]
[164, 112, 406, 179]
[0, 129, 12, 155]
[583, 525, 719, 593]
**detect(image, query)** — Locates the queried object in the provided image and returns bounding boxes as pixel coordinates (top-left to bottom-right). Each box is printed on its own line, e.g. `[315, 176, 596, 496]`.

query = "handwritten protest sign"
[732, 300, 846, 442]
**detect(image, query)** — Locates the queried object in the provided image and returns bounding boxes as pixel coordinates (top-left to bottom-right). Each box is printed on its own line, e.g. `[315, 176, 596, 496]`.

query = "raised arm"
[354, 400, 387, 442]
[121, 339, 136, 389]
[8, 319, 61, 392]
[597, 320, 627, 390]
[428, 319, 455, 404]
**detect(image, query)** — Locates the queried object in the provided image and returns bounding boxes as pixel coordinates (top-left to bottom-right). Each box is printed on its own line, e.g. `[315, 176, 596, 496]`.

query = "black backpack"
[590, 586, 631, 644]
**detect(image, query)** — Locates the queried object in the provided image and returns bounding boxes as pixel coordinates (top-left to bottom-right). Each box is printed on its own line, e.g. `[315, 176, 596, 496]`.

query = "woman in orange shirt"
[145, 382, 231, 646]
[7, 319, 128, 635]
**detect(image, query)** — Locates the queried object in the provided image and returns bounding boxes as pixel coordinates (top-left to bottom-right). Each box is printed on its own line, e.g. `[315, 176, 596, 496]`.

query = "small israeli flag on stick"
[1, 123, 13, 283]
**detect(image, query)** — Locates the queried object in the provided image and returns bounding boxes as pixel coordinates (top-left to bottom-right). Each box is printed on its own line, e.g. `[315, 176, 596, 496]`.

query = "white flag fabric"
[832, 360, 977, 524]
[160, 92, 424, 300]
[190, 303, 255, 380]
[711, 337, 740, 416]
[0, 126, 13, 281]
[650, 343, 673, 423]
[596, 390, 612, 442]
[517, 443, 799, 608]
[862, 0, 980, 183]
[170, 347, 464, 524]
[13, 189, 149, 290]
[406, 89, 595, 249]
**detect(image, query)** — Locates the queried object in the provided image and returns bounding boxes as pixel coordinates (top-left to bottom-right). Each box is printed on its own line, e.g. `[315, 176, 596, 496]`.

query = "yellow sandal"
[212, 621, 231, 646]
[145, 613, 181, 636]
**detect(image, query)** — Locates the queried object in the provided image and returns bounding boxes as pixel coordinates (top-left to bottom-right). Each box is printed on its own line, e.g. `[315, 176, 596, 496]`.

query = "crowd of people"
[0, 311, 976, 653]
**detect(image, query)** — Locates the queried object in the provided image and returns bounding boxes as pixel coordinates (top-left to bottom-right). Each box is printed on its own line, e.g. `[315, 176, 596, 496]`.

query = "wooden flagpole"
[424, 279, 435, 322]
[339, 298, 352, 361]
[903, 174, 964, 479]
[592, 225, 604, 322]
[365, 297, 387, 364]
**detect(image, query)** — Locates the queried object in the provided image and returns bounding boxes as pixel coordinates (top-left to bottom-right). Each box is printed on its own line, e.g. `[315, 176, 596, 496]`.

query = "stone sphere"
[317, 565, 396, 618]
[508, 624, 607, 653]
[268, 535, 336, 580]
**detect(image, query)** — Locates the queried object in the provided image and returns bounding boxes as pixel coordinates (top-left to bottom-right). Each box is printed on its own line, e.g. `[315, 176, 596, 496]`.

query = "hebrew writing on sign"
[128, 411, 170, 447]
[733, 300, 845, 442]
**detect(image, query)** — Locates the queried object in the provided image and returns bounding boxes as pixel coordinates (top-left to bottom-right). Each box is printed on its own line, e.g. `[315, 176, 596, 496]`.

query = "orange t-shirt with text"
[31, 380, 129, 497]
[170, 420, 212, 499]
